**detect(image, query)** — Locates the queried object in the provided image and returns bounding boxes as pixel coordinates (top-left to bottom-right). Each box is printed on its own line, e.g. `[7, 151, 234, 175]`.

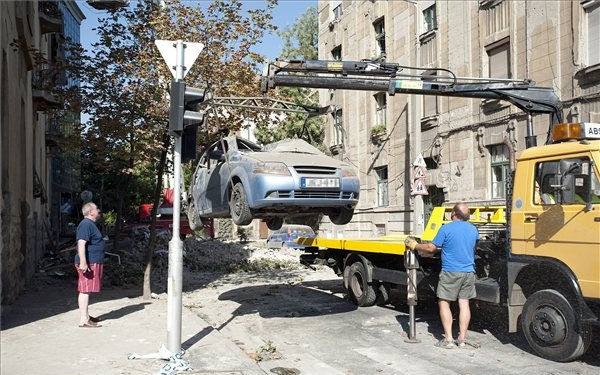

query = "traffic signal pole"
[156, 39, 203, 354]
[167, 39, 185, 354]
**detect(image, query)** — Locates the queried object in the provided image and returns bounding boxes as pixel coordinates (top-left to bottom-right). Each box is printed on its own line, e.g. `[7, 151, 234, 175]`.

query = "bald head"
[452, 202, 470, 221]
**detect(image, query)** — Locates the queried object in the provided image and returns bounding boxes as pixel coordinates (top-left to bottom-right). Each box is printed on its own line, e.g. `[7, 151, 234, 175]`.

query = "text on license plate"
[301, 177, 339, 188]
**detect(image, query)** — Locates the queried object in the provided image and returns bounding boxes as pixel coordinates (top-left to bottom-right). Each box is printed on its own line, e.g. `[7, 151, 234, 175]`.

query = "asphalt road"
[183, 266, 600, 375]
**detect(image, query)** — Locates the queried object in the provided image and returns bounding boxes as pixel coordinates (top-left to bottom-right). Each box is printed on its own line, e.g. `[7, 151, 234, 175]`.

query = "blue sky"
[78, 0, 316, 61]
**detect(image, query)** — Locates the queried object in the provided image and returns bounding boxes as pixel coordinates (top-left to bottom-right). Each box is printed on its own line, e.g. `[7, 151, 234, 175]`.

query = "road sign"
[413, 153, 426, 167]
[155, 39, 204, 79]
[412, 179, 429, 195]
[413, 166, 426, 179]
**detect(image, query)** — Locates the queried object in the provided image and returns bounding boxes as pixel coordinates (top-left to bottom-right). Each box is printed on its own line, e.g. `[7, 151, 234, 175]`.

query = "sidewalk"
[1, 273, 266, 375]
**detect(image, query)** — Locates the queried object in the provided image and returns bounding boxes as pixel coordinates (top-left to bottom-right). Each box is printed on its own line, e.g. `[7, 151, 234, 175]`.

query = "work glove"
[404, 236, 418, 250]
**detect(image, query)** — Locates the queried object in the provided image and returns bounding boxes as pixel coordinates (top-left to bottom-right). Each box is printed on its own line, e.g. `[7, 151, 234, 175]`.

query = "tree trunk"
[142, 133, 170, 300]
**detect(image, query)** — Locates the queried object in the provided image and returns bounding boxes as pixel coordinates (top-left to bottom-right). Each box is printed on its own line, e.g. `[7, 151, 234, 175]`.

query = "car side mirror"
[208, 150, 225, 162]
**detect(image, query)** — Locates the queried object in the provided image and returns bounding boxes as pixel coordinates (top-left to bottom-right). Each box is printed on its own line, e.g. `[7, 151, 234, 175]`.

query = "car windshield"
[262, 139, 322, 155]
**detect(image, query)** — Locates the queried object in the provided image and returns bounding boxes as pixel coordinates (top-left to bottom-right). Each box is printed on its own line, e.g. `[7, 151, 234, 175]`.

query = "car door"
[201, 142, 230, 216]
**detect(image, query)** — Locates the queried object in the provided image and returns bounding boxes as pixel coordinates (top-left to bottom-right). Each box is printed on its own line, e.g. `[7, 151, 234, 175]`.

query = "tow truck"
[260, 60, 600, 362]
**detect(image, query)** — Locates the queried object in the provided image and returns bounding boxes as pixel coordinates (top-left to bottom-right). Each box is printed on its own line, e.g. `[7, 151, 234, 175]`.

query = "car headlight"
[253, 162, 291, 175]
[342, 165, 357, 178]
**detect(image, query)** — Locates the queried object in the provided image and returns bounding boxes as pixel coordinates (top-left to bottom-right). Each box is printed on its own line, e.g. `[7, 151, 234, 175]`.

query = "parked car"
[266, 224, 316, 249]
[187, 136, 360, 230]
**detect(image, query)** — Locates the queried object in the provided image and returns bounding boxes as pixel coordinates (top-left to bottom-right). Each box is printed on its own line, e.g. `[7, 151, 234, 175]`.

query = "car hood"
[247, 139, 345, 167]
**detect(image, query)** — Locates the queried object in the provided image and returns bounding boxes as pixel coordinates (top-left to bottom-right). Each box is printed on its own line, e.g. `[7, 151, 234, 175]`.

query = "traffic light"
[168, 80, 207, 136]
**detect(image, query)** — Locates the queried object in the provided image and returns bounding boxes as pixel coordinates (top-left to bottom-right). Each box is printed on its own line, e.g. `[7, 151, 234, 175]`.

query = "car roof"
[274, 224, 314, 233]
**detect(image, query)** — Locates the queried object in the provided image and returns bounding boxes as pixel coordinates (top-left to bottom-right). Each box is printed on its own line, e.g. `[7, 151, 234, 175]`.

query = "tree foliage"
[253, 6, 325, 148]
[57, 0, 277, 296]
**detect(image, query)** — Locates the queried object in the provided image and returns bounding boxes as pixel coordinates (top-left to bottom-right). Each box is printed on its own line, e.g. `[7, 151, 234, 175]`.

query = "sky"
[77, 0, 317, 61]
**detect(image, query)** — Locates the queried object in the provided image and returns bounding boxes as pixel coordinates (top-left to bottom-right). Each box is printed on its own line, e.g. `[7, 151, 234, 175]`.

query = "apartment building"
[1, 1, 84, 304]
[317, 0, 600, 238]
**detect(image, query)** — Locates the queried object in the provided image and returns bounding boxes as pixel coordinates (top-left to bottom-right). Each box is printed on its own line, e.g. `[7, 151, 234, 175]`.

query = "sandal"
[79, 320, 101, 328]
[434, 339, 456, 349]
[455, 339, 466, 348]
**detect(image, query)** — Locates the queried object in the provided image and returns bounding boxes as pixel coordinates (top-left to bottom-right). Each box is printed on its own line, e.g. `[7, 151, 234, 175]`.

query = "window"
[535, 157, 599, 205]
[490, 144, 509, 199]
[332, 108, 344, 146]
[376, 166, 389, 207]
[423, 3, 437, 33]
[333, 3, 342, 20]
[584, 1, 600, 66]
[422, 72, 438, 118]
[487, 39, 511, 79]
[374, 19, 386, 58]
[331, 45, 342, 61]
[374, 92, 387, 127]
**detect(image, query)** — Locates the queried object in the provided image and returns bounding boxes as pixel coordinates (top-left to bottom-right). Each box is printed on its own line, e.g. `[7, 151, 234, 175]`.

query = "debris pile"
[102, 226, 302, 288]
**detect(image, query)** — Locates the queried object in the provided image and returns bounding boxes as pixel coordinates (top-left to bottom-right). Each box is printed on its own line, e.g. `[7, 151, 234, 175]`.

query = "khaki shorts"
[436, 271, 476, 301]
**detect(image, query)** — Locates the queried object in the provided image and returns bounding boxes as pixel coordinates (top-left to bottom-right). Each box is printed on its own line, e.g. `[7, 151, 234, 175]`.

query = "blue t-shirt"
[431, 220, 479, 272]
[75, 218, 105, 264]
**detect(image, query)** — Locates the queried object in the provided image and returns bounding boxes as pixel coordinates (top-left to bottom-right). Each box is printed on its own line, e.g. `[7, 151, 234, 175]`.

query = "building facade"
[316, 0, 600, 238]
[1, 1, 84, 304]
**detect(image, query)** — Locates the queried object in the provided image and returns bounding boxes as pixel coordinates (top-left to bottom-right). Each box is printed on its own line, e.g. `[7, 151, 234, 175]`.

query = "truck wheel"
[347, 261, 376, 307]
[229, 182, 252, 226]
[375, 282, 391, 306]
[521, 289, 592, 362]
[187, 200, 201, 231]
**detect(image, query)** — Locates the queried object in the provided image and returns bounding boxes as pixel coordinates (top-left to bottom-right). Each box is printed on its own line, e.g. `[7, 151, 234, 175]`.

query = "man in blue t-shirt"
[405, 202, 480, 349]
[75, 202, 105, 327]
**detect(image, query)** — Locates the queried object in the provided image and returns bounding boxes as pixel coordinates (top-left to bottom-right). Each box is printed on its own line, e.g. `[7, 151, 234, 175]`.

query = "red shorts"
[75, 263, 103, 293]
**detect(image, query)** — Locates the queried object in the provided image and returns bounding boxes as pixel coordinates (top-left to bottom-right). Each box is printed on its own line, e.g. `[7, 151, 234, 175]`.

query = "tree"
[60, 0, 277, 298]
[254, 6, 324, 148]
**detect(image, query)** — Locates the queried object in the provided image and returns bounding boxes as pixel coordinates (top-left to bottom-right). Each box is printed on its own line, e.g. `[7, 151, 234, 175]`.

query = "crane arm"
[260, 60, 564, 144]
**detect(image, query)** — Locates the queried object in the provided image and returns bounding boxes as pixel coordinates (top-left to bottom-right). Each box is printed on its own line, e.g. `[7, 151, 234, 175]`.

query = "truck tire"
[229, 182, 253, 226]
[375, 282, 391, 306]
[347, 261, 376, 307]
[521, 289, 592, 362]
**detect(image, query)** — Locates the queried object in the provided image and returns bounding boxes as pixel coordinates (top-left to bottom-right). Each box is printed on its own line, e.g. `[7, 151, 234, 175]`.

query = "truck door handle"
[524, 215, 538, 223]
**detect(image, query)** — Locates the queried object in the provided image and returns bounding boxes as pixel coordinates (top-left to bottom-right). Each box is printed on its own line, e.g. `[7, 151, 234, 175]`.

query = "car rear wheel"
[187, 199, 201, 231]
[265, 217, 284, 230]
[329, 207, 354, 225]
[229, 182, 253, 225]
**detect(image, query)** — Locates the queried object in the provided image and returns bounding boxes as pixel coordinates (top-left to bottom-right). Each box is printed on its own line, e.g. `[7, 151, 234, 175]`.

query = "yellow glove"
[404, 236, 418, 250]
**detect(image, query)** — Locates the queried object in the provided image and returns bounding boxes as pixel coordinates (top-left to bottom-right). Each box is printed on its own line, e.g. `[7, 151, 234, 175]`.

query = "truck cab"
[509, 122, 600, 361]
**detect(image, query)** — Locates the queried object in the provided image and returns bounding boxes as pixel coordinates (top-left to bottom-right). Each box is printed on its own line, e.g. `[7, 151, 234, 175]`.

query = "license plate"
[301, 177, 339, 188]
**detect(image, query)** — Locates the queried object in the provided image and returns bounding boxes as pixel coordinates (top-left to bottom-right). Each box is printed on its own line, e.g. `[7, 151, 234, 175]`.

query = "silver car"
[187, 136, 360, 230]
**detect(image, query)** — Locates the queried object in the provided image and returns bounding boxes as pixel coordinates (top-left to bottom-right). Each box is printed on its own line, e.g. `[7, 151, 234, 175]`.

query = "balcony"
[39, 2, 63, 34]
[87, 0, 130, 10]
[32, 66, 63, 110]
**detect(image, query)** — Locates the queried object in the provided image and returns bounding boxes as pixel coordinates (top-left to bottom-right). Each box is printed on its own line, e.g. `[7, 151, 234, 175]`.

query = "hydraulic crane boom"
[260, 60, 564, 146]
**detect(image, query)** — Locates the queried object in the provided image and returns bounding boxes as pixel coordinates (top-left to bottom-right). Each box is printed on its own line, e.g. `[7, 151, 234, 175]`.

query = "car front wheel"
[229, 182, 253, 225]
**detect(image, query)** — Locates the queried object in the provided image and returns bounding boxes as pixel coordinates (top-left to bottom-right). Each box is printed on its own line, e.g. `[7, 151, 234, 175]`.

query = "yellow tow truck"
[297, 122, 600, 362]
[260, 60, 600, 362]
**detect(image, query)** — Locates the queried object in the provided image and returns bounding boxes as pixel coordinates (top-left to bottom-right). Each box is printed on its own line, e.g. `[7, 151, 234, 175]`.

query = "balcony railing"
[39, 1, 63, 34]
[33, 66, 64, 109]
[87, 0, 130, 11]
